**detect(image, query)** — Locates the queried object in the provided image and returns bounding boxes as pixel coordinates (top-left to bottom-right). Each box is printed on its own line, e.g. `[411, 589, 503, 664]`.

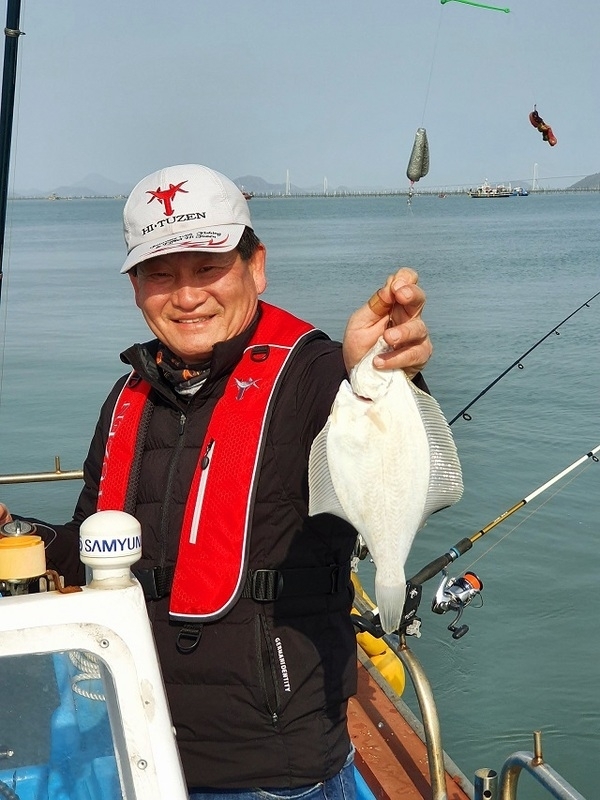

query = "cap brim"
[120, 224, 245, 274]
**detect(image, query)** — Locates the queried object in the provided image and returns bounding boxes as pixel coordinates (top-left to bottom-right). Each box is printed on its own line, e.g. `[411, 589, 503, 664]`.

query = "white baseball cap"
[120, 164, 252, 274]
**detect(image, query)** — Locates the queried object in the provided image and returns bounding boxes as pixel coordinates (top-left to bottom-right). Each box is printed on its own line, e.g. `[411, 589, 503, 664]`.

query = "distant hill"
[14, 173, 310, 199]
[14, 173, 133, 198]
[13, 172, 383, 199]
[53, 173, 133, 197]
[569, 173, 600, 189]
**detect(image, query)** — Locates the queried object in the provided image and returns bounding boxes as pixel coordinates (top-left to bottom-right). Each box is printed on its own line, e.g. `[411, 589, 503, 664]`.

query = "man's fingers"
[367, 289, 394, 317]
[391, 283, 426, 323]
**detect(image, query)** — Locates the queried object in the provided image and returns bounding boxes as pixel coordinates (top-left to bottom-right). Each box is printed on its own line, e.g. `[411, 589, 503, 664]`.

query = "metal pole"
[0, 0, 23, 307]
[396, 636, 449, 800]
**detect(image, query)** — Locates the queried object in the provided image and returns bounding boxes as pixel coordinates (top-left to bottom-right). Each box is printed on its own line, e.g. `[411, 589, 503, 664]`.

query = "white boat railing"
[0, 511, 189, 800]
[353, 590, 589, 800]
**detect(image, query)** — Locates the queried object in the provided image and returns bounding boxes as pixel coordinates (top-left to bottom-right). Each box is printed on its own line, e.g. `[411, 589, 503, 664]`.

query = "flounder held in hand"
[308, 337, 463, 634]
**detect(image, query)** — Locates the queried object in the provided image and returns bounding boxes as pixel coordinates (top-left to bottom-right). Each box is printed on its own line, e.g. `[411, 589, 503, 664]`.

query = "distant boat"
[512, 186, 529, 196]
[469, 180, 512, 198]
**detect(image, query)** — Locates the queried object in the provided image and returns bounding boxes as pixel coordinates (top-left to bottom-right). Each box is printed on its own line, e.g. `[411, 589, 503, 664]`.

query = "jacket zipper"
[256, 614, 281, 728]
[189, 438, 214, 544]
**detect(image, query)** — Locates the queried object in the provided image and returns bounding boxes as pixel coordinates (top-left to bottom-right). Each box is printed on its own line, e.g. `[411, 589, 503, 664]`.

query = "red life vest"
[98, 303, 317, 621]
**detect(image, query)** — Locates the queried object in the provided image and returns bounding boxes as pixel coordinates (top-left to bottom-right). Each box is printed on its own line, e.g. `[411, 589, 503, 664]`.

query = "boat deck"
[349, 651, 473, 800]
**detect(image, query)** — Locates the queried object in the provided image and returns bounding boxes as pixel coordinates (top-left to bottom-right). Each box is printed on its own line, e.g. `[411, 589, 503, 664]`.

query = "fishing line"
[449, 289, 600, 425]
[37, 522, 57, 549]
[409, 443, 600, 587]
[405, 4, 445, 203]
[462, 460, 594, 571]
[406, 0, 512, 198]
[420, 4, 445, 126]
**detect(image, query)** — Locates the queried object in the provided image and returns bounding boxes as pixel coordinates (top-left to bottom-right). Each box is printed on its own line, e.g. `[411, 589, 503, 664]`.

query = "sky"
[8, 0, 600, 193]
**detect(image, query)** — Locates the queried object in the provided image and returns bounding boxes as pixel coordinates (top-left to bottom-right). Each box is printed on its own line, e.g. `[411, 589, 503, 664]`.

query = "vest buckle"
[133, 565, 174, 600]
[176, 624, 203, 654]
[251, 569, 283, 601]
[250, 344, 270, 362]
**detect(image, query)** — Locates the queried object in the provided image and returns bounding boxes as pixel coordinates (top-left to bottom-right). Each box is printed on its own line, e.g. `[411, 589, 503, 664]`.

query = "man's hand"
[0, 503, 13, 527]
[342, 268, 433, 377]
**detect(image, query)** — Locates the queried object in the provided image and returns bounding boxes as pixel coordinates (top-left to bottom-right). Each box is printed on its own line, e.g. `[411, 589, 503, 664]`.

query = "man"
[0, 164, 432, 799]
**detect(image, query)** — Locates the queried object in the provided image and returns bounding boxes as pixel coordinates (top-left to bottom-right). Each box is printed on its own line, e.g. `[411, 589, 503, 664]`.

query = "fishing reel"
[0, 519, 47, 596]
[431, 570, 483, 639]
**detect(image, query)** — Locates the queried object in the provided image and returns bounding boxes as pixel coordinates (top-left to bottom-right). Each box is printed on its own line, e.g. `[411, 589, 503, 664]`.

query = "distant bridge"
[249, 186, 600, 199]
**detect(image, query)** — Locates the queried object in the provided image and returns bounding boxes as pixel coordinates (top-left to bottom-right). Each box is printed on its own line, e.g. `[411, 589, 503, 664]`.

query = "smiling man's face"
[130, 246, 267, 362]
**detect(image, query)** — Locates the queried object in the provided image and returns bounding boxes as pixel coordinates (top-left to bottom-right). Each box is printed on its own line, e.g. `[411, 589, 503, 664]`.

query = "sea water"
[1, 192, 598, 799]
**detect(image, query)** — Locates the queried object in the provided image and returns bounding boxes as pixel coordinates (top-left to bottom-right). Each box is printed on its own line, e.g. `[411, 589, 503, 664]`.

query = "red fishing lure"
[529, 106, 557, 146]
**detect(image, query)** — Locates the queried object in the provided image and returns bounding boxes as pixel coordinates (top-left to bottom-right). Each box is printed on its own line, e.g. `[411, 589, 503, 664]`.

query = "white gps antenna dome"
[79, 511, 142, 586]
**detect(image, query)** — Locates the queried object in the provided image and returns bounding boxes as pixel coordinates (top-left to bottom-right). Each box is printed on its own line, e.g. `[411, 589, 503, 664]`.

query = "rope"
[0, 779, 19, 800]
[69, 651, 106, 702]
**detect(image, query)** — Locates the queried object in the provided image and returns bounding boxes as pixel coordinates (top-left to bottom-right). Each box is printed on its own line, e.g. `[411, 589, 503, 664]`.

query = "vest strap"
[133, 562, 351, 603]
[133, 564, 175, 601]
[242, 563, 352, 601]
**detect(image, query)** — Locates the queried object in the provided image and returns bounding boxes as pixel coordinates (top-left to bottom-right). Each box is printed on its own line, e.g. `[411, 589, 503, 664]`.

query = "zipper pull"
[179, 412, 186, 435]
[201, 439, 215, 470]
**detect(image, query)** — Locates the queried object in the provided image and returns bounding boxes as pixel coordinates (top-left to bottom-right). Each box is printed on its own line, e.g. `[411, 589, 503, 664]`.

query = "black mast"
[0, 0, 23, 307]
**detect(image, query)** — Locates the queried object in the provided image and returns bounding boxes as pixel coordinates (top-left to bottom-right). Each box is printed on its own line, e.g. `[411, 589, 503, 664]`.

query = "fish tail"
[375, 576, 406, 635]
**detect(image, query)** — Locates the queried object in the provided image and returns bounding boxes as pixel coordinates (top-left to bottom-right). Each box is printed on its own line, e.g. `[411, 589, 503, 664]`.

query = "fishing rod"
[0, 0, 24, 308]
[354, 444, 600, 640]
[440, 0, 510, 13]
[449, 290, 600, 426]
[410, 442, 600, 584]
[398, 442, 600, 638]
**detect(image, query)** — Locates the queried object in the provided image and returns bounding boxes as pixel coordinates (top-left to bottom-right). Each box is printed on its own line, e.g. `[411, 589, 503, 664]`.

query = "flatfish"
[308, 337, 463, 633]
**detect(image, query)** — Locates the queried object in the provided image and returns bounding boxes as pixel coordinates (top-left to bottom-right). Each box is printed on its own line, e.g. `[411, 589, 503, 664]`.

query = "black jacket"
[42, 305, 360, 789]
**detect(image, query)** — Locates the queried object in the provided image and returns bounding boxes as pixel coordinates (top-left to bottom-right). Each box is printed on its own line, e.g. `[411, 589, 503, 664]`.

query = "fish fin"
[410, 382, 464, 527]
[308, 419, 352, 522]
